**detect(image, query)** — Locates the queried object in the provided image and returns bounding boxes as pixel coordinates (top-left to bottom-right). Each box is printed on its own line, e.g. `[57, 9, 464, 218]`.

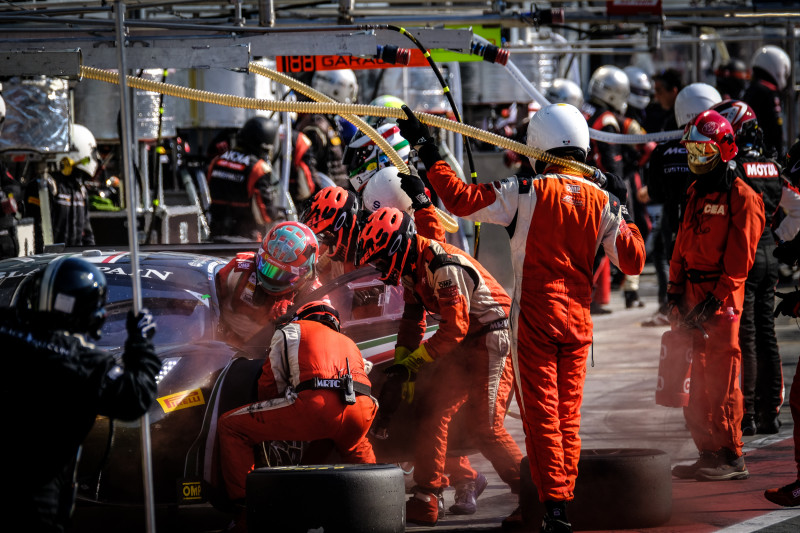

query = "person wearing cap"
[217, 300, 377, 532]
[667, 110, 764, 482]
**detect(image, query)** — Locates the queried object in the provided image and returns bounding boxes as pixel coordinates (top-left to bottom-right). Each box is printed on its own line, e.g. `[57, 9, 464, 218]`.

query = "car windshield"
[96, 266, 217, 348]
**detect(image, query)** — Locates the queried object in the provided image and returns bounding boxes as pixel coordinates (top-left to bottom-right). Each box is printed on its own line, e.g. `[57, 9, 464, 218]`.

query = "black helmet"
[15, 257, 108, 339]
[236, 116, 278, 159]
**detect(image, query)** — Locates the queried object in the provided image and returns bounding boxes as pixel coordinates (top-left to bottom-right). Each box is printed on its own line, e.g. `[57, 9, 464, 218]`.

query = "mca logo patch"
[703, 204, 726, 215]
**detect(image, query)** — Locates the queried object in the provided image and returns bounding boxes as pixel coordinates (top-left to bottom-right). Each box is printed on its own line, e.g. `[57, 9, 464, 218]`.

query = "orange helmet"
[292, 300, 340, 332]
[356, 207, 417, 286]
[302, 186, 361, 263]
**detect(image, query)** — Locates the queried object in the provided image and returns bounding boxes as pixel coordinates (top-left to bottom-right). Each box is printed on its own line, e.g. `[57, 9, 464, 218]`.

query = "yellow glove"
[397, 344, 434, 373]
[394, 346, 412, 363]
[392, 345, 431, 404]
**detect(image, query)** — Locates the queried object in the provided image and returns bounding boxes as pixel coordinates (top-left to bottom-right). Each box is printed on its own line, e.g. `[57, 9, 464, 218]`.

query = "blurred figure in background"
[582, 65, 629, 314]
[26, 123, 97, 250]
[545, 78, 585, 110]
[715, 58, 750, 100]
[646, 68, 683, 133]
[207, 116, 281, 242]
[642, 83, 721, 326]
[0, 92, 25, 259]
[297, 69, 358, 188]
[743, 45, 792, 159]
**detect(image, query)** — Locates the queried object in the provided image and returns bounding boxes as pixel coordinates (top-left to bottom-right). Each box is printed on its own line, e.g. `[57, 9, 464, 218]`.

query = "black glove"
[600, 171, 628, 206]
[684, 293, 723, 324]
[384, 363, 416, 383]
[397, 105, 434, 149]
[127, 308, 157, 343]
[398, 172, 432, 210]
[773, 243, 799, 267]
[775, 291, 800, 318]
[666, 292, 683, 316]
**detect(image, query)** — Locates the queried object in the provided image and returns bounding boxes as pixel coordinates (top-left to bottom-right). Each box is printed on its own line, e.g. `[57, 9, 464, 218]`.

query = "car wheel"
[520, 449, 672, 529]
[247, 463, 405, 533]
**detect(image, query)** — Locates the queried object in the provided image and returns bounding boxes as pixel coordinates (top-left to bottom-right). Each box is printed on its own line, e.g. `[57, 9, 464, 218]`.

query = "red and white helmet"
[256, 221, 318, 295]
[681, 110, 738, 174]
[343, 122, 411, 192]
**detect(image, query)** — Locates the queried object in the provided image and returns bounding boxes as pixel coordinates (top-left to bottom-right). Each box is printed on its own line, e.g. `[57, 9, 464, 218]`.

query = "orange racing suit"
[216, 252, 321, 347]
[218, 320, 377, 500]
[399, 237, 523, 493]
[668, 177, 764, 457]
[424, 160, 646, 502]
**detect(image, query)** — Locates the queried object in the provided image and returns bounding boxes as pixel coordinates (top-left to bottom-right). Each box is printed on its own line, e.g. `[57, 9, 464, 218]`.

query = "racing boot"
[671, 450, 717, 479]
[541, 500, 572, 533]
[624, 290, 645, 308]
[695, 447, 749, 481]
[765, 480, 800, 507]
[756, 413, 781, 434]
[449, 472, 488, 515]
[741, 413, 757, 436]
[406, 486, 443, 526]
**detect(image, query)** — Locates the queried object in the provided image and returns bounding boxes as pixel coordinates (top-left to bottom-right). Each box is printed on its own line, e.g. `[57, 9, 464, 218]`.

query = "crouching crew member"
[217, 301, 377, 529]
[357, 207, 523, 527]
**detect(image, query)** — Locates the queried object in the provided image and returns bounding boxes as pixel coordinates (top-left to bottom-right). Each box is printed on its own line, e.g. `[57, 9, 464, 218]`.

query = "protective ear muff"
[60, 156, 75, 176]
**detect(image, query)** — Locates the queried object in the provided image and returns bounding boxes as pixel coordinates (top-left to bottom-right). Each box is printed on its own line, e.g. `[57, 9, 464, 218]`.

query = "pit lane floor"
[70, 267, 800, 533]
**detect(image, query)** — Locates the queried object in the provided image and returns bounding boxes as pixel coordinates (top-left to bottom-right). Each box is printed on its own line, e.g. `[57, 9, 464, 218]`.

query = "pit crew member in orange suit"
[303, 184, 491, 514]
[216, 221, 319, 348]
[217, 301, 377, 529]
[398, 103, 646, 532]
[356, 207, 523, 527]
[667, 110, 765, 482]
[206, 116, 282, 242]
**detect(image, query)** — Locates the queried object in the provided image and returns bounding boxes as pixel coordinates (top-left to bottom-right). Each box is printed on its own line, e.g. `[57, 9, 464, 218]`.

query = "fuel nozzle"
[469, 41, 509, 66]
[376, 45, 411, 66]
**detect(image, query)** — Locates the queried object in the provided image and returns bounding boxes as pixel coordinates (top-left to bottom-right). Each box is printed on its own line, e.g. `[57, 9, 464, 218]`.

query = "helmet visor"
[684, 141, 720, 164]
[257, 258, 309, 292]
[682, 124, 717, 144]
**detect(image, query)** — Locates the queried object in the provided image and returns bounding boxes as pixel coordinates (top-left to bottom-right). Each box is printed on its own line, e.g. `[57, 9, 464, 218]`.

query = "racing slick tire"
[520, 449, 671, 530]
[246, 463, 405, 533]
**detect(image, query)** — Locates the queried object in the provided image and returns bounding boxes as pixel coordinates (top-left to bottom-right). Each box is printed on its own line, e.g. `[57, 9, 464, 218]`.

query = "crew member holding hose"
[397, 103, 646, 533]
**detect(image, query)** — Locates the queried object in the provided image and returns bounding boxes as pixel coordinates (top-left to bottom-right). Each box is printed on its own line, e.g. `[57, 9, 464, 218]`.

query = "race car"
[0, 249, 478, 510]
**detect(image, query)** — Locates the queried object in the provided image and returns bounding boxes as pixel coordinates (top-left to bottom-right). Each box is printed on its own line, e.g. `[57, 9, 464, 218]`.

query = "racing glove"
[599, 171, 629, 206]
[775, 290, 800, 318]
[683, 293, 723, 325]
[385, 344, 433, 384]
[665, 291, 683, 318]
[394, 346, 415, 403]
[398, 172, 432, 211]
[127, 308, 157, 343]
[397, 105, 442, 169]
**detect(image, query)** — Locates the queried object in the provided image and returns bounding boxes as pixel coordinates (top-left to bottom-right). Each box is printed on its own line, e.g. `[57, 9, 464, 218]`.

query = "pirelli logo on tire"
[157, 388, 205, 413]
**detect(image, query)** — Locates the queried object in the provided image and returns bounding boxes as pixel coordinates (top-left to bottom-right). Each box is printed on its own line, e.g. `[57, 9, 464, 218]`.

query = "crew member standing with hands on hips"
[397, 103, 646, 533]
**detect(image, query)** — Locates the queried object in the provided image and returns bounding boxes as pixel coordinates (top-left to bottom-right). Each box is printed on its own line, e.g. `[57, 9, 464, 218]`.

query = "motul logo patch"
[703, 204, 726, 215]
[158, 389, 205, 413]
[743, 162, 779, 178]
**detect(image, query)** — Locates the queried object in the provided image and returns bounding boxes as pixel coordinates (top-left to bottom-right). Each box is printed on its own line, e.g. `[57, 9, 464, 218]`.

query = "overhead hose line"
[383, 24, 482, 252]
[248, 62, 458, 232]
[79, 65, 599, 180]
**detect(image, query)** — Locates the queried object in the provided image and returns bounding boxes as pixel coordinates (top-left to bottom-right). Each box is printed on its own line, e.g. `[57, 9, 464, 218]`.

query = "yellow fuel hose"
[80, 65, 598, 207]
[247, 63, 459, 233]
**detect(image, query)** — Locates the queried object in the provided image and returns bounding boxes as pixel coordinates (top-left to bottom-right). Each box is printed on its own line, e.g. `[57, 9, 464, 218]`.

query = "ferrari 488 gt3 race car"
[0, 249, 480, 512]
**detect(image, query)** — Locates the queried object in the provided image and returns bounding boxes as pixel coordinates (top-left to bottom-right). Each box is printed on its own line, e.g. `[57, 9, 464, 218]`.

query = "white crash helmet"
[674, 83, 722, 127]
[0, 93, 5, 133]
[525, 103, 590, 169]
[545, 79, 584, 109]
[751, 45, 791, 91]
[344, 122, 410, 192]
[588, 65, 630, 114]
[311, 69, 358, 104]
[63, 124, 99, 177]
[361, 166, 412, 214]
[623, 66, 653, 111]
